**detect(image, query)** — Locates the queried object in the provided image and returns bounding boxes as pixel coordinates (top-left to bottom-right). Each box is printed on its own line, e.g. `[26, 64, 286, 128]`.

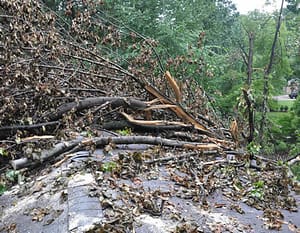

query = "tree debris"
[0, 1, 298, 232]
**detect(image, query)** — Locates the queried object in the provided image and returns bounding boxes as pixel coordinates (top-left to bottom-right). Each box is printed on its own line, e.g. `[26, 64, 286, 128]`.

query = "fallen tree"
[0, 0, 296, 185]
[10, 135, 222, 170]
[43, 97, 149, 121]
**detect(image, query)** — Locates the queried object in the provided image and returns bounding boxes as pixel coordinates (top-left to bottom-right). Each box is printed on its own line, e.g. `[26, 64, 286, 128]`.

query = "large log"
[92, 136, 220, 151]
[102, 120, 194, 132]
[45, 97, 149, 121]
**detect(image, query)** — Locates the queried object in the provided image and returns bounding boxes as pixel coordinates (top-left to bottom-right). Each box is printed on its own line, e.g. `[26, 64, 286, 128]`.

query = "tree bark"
[247, 32, 254, 86]
[0, 121, 60, 139]
[102, 120, 194, 132]
[10, 136, 221, 169]
[242, 89, 254, 143]
[260, 0, 285, 142]
[144, 84, 211, 135]
[45, 97, 148, 121]
[92, 136, 220, 150]
[239, 31, 255, 144]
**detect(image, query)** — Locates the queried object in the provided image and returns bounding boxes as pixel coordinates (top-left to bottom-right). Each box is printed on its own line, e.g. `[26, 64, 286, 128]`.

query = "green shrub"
[291, 163, 300, 181]
[293, 97, 300, 116]
[269, 99, 279, 112]
[275, 141, 288, 153]
[280, 105, 284, 112]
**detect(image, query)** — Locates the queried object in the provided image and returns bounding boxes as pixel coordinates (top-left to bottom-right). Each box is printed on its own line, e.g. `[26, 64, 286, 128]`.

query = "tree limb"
[0, 121, 60, 139]
[45, 97, 149, 121]
[10, 136, 220, 170]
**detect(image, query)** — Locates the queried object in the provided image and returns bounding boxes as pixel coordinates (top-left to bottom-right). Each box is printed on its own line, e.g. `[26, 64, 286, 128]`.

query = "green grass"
[268, 111, 290, 119]
[277, 99, 295, 110]
[256, 112, 291, 124]
[256, 112, 290, 120]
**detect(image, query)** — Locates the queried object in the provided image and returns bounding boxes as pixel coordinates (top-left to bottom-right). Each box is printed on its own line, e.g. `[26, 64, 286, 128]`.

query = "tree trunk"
[240, 31, 255, 144]
[247, 32, 254, 86]
[246, 32, 255, 143]
[260, 0, 285, 142]
[45, 97, 149, 121]
[242, 89, 254, 143]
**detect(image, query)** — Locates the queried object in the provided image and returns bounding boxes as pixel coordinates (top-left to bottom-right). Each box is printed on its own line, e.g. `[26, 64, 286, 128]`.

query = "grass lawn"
[256, 111, 291, 125]
[267, 112, 291, 123]
[276, 99, 295, 110]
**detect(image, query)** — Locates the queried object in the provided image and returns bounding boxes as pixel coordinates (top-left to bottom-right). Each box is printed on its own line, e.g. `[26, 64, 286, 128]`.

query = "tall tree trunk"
[247, 32, 255, 143]
[247, 32, 254, 86]
[239, 31, 255, 143]
[259, 0, 285, 142]
[243, 88, 255, 143]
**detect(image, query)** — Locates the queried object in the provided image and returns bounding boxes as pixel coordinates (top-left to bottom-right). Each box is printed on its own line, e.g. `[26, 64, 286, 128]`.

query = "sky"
[231, 0, 285, 14]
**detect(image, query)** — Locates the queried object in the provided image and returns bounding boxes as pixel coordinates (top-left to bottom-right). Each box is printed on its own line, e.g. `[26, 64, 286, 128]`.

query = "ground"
[1, 142, 299, 233]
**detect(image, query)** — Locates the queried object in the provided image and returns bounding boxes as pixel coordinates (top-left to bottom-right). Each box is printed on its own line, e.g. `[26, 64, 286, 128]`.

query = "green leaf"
[253, 180, 264, 188]
[116, 127, 132, 136]
[0, 183, 7, 195]
[101, 162, 117, 172]
[0, 147, 8, 157]
[250, 189, 264, 199]
[5, 170, 19, 182]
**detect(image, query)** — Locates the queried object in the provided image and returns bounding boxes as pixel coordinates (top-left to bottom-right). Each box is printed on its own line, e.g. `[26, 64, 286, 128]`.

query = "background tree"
[260, 0, 287, 144]
[39, 0, 299, 157]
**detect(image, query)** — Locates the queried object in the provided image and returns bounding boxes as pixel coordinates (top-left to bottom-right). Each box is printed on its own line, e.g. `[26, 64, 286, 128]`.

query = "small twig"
[21, 135, 55, 143]
[0, 165, 10, 173]
[69, 88, 107, 95]
[36, 64, 122, 82]
[0, 14, 15, 18]
[144, 151, 219, 165]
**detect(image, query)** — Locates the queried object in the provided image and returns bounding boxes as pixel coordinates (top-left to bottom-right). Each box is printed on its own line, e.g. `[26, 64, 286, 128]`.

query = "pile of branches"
[0, 0, 232, 166]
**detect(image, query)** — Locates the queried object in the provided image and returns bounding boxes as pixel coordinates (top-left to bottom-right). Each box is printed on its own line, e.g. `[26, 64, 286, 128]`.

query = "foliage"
[284, 1, 300, 77]
[265, 97, 300, 156]
[291, 163, 300, 181]
[247, 142, 261, 155]
[103, 0, 239, 55]
[0, 147, 8, 157]
[250, 180, 265, 200]
[101, 161, 117, 173]
[5, 170, 19, 182]
[40, 1, 299, 157]
[0, 183, 6, 195]
[116, 127, 132, 136]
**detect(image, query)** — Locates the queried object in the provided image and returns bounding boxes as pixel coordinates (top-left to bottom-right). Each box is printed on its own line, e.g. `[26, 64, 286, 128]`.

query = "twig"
[144, 151, 220, 165]
[36, 64, 122, 82]
[0, 121, 60, 139]
[69, 88, 107, 95]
